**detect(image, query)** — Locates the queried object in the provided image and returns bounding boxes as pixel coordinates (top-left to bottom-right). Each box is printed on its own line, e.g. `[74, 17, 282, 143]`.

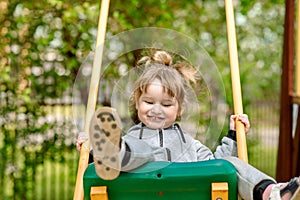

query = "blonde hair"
[130, 50, 198, 123]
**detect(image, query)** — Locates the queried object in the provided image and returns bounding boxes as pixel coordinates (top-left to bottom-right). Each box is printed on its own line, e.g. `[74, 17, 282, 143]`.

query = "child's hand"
[230, 114, 250, 133]
[76, 132, 88, 152]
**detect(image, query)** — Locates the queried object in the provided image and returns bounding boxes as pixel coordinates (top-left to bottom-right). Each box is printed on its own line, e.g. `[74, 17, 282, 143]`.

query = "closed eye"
[144, 100, 153, 104]
[162, 101, 173, 107]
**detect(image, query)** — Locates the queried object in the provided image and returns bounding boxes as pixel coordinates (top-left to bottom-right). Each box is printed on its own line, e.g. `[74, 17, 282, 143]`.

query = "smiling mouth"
[147, 116, 165, 122]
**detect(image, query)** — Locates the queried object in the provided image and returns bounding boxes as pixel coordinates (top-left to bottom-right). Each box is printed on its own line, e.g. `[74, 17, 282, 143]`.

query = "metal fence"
[247, 99, 280, 177]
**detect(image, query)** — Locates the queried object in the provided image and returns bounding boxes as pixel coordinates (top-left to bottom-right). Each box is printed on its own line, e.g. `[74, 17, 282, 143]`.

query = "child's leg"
[89, 107, 122, 180]
[224, 157, 300, 200]
[223, 156, 276, 200]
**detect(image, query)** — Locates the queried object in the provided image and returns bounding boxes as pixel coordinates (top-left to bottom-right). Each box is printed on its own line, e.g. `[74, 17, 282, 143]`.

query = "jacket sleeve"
[194, 140, 216, 161]
[213, 130, 238, 158]
[192, 130, 237, 161]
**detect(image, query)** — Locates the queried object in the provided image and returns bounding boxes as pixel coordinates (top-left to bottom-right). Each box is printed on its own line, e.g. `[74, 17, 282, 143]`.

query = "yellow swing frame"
[73, 0, 248, 199]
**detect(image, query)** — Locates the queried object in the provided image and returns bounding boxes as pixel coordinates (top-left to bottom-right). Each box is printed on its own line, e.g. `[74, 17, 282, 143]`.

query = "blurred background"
[0, 0, 290, 199]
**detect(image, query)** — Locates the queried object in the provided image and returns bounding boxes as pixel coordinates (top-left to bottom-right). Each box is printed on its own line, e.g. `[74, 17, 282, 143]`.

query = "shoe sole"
[291, 186, 300, 200]
[89, 107, 121, 180]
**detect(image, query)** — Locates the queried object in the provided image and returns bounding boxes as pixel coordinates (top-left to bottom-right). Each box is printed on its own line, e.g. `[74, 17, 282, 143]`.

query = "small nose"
[151, 104, 162, 114]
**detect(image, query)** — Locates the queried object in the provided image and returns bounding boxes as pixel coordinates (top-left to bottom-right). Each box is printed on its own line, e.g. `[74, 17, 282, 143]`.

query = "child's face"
[136, 79, 180, 129]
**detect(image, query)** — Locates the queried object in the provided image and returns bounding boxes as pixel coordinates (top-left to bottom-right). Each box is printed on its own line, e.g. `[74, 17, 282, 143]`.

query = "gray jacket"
[120, 123, 237, 171]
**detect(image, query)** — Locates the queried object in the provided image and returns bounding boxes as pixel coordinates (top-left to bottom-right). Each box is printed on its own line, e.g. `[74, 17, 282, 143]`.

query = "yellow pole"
[224, 0, 248, 163]
[73, 1, 110, 199]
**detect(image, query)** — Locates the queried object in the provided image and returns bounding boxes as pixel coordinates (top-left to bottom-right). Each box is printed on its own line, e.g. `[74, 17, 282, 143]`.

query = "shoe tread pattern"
[89, 107, 121, 180]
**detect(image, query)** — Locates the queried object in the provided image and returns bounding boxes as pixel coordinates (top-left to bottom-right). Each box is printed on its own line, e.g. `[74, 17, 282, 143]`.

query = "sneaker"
[290, 177, 300, 200]
[269, 177, 300, 200]
[89, 107, 122, 180]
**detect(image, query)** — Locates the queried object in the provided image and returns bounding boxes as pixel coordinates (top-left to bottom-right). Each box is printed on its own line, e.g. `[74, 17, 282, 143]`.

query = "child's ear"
[177, 107, 184, 121]
[135, 96, 139, 110]
[179, 106, 184, 115]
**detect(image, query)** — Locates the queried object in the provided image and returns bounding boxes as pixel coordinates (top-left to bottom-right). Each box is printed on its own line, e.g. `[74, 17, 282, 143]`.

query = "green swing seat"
[83, 159, 238, 200]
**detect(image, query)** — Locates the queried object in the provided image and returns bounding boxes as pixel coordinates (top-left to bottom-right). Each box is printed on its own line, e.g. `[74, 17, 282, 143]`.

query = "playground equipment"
[84, 160, 238, 200]
[277, 0, 300, 182]
[73, 0, 248, 199]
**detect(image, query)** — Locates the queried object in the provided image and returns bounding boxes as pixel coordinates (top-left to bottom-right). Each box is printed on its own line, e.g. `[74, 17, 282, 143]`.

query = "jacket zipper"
[159, 129, 171, 161]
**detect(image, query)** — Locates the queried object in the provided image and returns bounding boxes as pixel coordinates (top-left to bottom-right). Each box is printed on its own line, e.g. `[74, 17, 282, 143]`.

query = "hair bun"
[136, 50, 198, 85]
[153, 51, 172, 66]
